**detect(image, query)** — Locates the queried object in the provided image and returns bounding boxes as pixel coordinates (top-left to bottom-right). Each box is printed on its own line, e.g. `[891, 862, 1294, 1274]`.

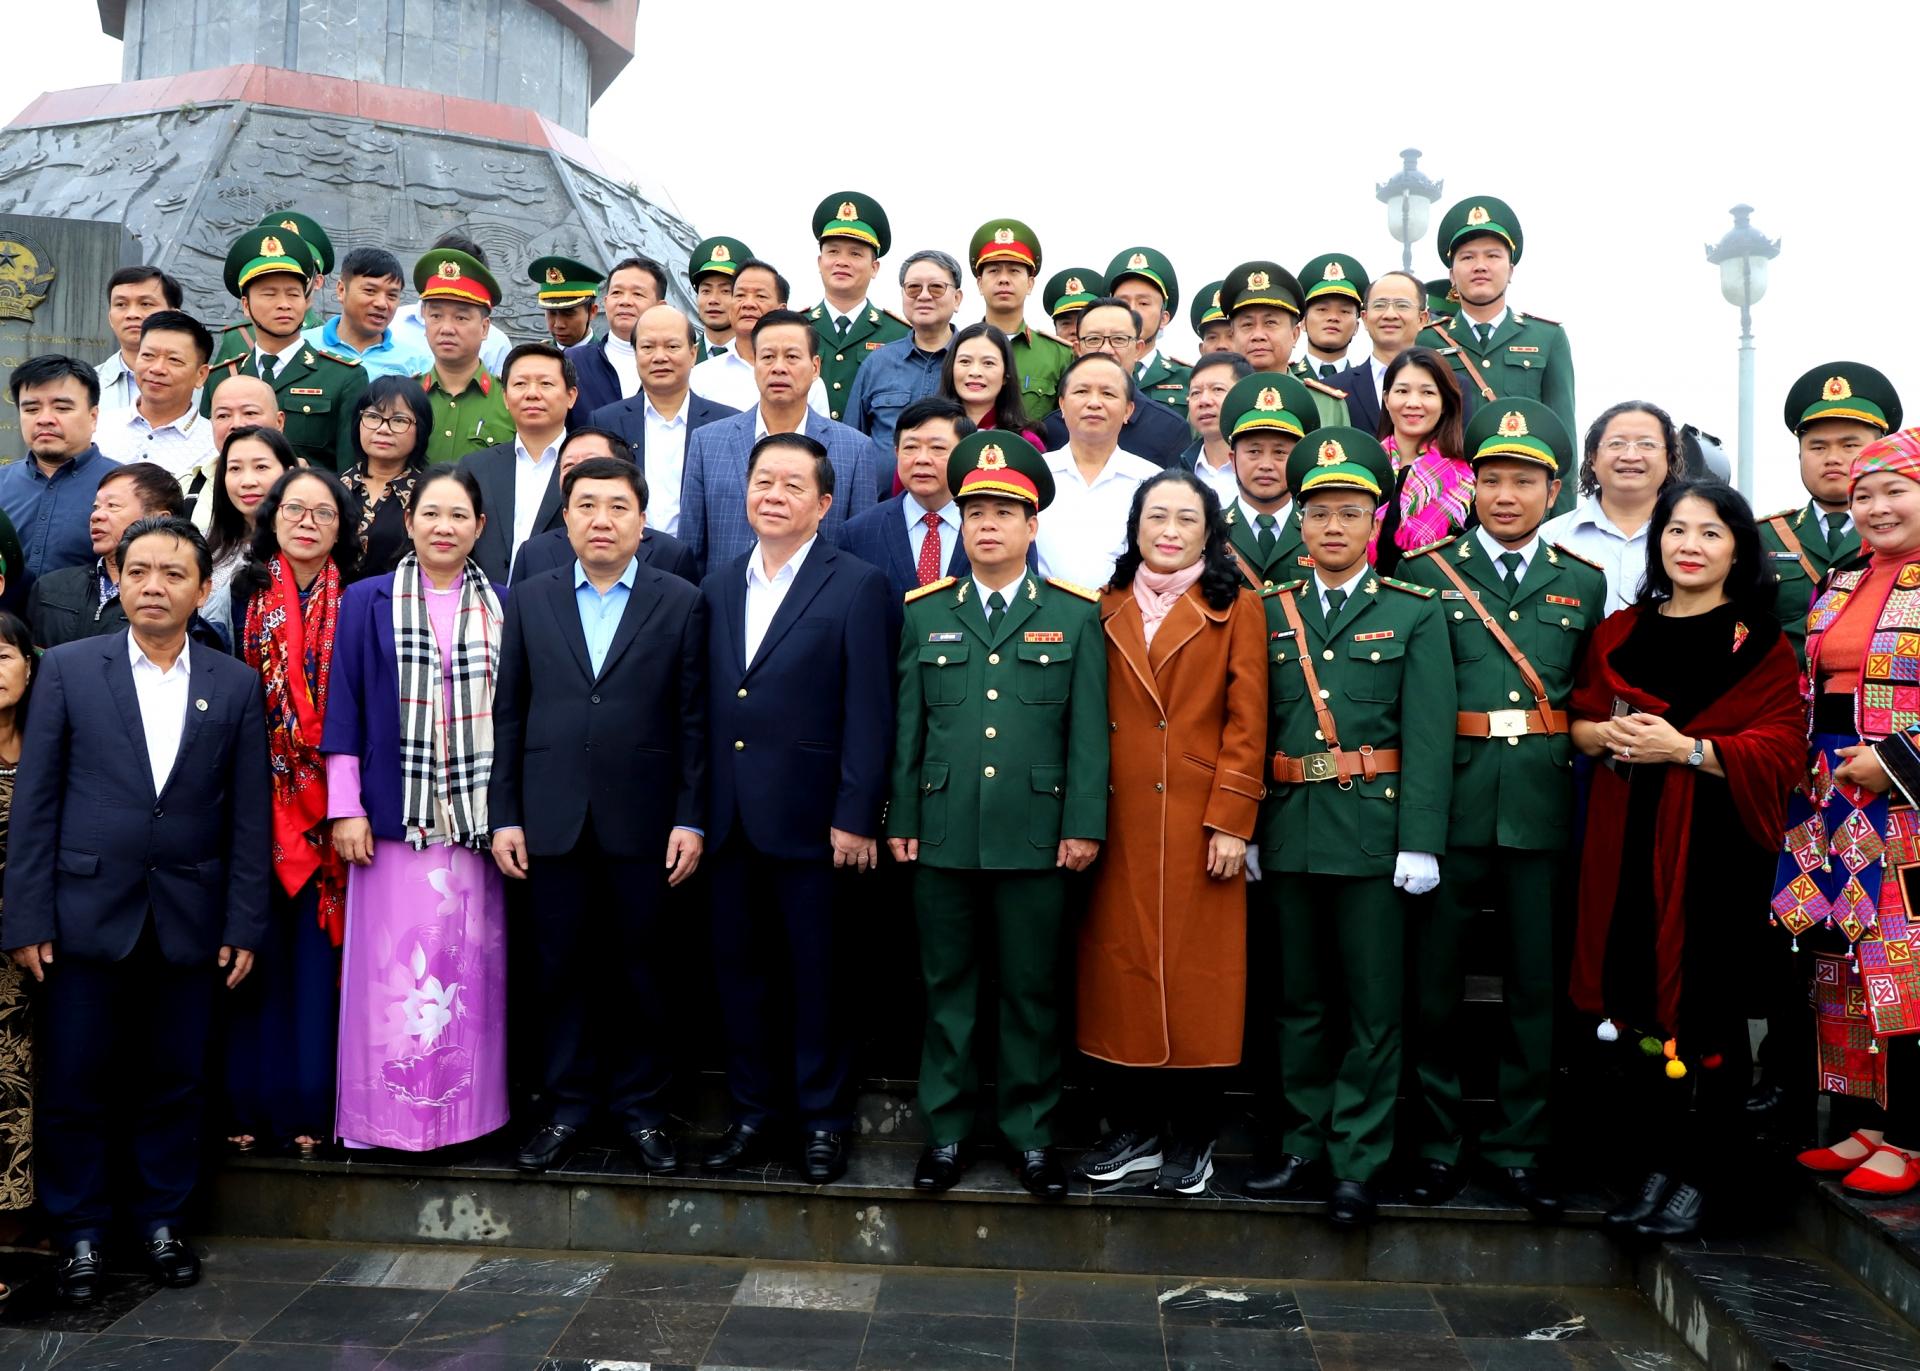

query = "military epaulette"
[1402, 535, 1459, 559]
[1517, 311, 1562, 327]
[216, 321, 251, 334]
[311, 344, 360, 367]
[1762, 507, 1801, 523]
[1166, 356, 1194, 371]
[1303, 376, 1348, 400]
[904, 577, 955, 603]
[1262, 579, 1306, 597]
[1550, 542, 1605, 573]
[1379, 576, 1436, 599]
[880, 307, 910, 329]
[1045, 576, 1100, 602]
[1037, 329, 1072, 351]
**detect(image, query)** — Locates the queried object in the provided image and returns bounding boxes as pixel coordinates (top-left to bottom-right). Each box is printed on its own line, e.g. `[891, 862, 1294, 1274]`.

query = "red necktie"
[916, 511, 944, 586]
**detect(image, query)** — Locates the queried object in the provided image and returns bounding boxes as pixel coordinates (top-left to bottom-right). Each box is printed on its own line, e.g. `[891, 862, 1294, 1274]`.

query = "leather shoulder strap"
[1429, 555, 1557, 735]
[1276, 588, 1342, 753]
[1230, 545, 1261, 588]
[1768, 514, 1817, 583]
[1439, 320, 1496, 402]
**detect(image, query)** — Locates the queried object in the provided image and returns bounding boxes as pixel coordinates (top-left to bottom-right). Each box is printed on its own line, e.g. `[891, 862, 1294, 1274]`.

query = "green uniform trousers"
[1271, 873, 1403, 1183]
[913, 866, 1067, 1151]
[1412, 846, 1559, 1168]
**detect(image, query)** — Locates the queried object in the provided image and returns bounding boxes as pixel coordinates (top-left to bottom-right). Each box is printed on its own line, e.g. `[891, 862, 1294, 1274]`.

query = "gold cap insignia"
[1498, 410, 1529, 437]
[1255, 386, 1283, 412]
[437, 260, 461, 280]
[1247, 270, 1270, 291]
[260, 235, 284, 257]
[1317, 439, 1347, 467]
[1064, 276, 1084, 295]
[1210, 288, 1221, 306]
[978, 444, 1007, 470]
[1825, 375, 1853, 400]
[1467, 205, 1491, 226]
[994, 227, 1015, 245]
[710, 244, 731, 262]
[1323, 261, 1345, 281]
[836, 201, 859, 221]
[544, 266, 565, 284]
[1127, 252, 1149, 270]
[278, 218, 300, 232]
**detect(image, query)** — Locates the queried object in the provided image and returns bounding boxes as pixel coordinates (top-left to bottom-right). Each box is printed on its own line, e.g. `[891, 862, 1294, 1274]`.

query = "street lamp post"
[1376, 148, 1443, 273]
[1705, 204, 1781, 498]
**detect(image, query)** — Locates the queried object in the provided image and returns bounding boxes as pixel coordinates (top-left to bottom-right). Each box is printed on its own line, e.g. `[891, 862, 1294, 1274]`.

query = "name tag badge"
[1440, 589, 1468, 600]
[1544, 594, 1582, 607]
[927, 632, 963, 642]
[1768, 550, 1802, 560]
[1353, 630, 1395, 642]
[865, 341, 884, 350]
[1271, 629, 1297, 640]
[1025, 631, 1065, 643]
[288, 387, 325, 396]
[1507, 345, 1541, 353]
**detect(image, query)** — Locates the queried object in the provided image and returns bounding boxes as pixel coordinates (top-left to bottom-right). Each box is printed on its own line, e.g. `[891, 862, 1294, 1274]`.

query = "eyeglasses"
[1302, 506, 1373, 526]
[1366, 298, 1419, 313]
[1078, 333, 1138, 350]
[1600, 438, 1665, 455]
[360, 411, 416, 432]
[901, 283, 952, 299]
[278, 500, 339, 527]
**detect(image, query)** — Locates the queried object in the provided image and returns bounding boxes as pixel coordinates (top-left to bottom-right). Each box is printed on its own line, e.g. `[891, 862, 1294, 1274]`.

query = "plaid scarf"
[243, 553, 348, 945]
[392, 552, 500, 850]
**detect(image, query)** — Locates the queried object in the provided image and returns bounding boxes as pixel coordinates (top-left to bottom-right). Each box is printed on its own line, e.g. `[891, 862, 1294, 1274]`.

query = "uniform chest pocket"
[1444, 605, 1488, 662]
[917, 643, 970, 706]
[283, 388, 336, 420]
[1269, 645, 1307, 701]
[1345, 636, 1406, 702]
[1502, 348, 1545, 379]
[1532, 603, 1581, 669]
[1016, 640, 1072, 704]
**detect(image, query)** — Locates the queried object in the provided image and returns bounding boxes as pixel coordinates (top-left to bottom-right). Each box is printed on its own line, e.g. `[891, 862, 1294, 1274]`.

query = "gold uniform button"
[1481, 358, 1492, 368]
[302, 405, 312, 414]
[936, 655, 947, 665]
[1508, 690, 1521, 703]
[832, 381, 843, 390]
[737, 688, 748, 698]
[1384, 787, 1396, 799]
[1523, 359, 1532, 368]
[733, 740, 745, 751]
[1508, 610, 1521, 622]
[987, 688, 999, 700]
[984, 765, 996, 778]
[1317, 690, 1329, 699]
[1453, 610, 1464, 620]
[835, 353, 846, 362]
[1314, 729, 1325, 741]
[1263, 579, 1274, 588]
[1507, 736, 1520, 747]
[444, 430, 454, 438]
[1322, 649, 1334, 661]
[1561, 616, 1570, 626]
[1039, 654, 1050, 664]
[989, 653, 1001, 665]
[985, 727, 997, 739]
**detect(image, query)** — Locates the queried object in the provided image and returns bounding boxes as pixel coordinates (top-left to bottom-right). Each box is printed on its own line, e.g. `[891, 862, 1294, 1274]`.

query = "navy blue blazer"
[319, 570, 511, 842]
[511, 523, 699, 586]
[587, 391, 739, 460]
[842, 494, 976, 647]
[701, 541, 892, 859]
[564, 335, 622, 428]
[458, 440, 566, 585]
[1040, 392, 1192, 468]
[4, 631, 272, 964]
[490, 560, 707, 859]
[1337, 360, 1382, 439]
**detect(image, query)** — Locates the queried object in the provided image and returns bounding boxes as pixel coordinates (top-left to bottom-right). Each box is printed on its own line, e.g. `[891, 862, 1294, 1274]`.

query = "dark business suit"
[460, 440, 566, 585]
[4, 632, 270, 1244]
[842, 494, 975, 649]
[1040, 392, 1193, 469]
[490, 559, 707, 1130]
[1337, 359, 1382, 439]
[564, 335, 623, 428]
[588, 390, 739, 461]
[510, 524, 700, 587]
[702, 541, 892, 1132]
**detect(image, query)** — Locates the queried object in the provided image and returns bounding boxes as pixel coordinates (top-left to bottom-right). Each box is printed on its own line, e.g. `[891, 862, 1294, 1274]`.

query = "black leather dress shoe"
[515, 1122, 580, 1173]
[1745, 1082, 1786, 1116]
[1405, 1159, 1464, 1205]
[804, 1131, 848, 1185]
[53, 1241, 101, 1305]
[703, 1122, 770, 1170]
[1500, 1166, 1563, 1221]
[1632, 1182, 1704, 1239]
[915, 1142, 968, 1192]
[628, 1126, 679, 1175]
[1244, 1154, 1326, 1197]
[1328, 1179, 1376, 1228]
[1605, 1171, 1675, 1232]
[1018, 1148, 1069, 1201]
[145, 1228, 200, 1287]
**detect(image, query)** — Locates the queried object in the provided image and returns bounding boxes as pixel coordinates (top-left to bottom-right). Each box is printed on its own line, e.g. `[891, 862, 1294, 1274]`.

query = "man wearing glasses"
[842, 250, 964, 452]
[1339, 272, 1430, 437]
[1037, 298, 1190, 469]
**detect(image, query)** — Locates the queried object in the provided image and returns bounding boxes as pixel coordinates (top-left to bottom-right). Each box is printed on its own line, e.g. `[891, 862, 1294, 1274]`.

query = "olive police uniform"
[886, 432, 1109, 1153]
[1011, 326, 1074, 430]
[209, 210, 332, 368]
[1763, 364, 1903, 661]
[201, 227, 365, 471]
[810, 192, 909, 420]
[969, 223, 1076, 425]
[1256, 428, 1455, 1185]
[1397, 399, 1607, 1172]
[690, 236, 752, 360]
[1219, 373, 1321, 590]
[1108, 247, 1191, 419]
[1220, 260, 1349, 428]
[411, 248, 514, 463]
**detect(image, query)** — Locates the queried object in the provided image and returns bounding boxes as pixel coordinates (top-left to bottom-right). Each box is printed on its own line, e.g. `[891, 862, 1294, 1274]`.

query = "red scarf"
[1568, 605, 1805, 1036]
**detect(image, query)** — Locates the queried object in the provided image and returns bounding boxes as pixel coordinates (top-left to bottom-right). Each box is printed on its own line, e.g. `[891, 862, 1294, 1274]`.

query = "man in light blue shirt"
[574, 554, 635, 675]
[303, 248, 432, 381]
[841, 250, 962, 451]
[1, 355, 121, 584]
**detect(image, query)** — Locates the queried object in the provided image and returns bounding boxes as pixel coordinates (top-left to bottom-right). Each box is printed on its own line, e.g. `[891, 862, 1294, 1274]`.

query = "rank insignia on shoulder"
[1045, 576, 1099, 601]
[1024, 631, 1065, 643]
[904, 577, 956, 603]
[1304, 377, 1348, 400]
[1353, 629, 1395, 641]
[1551, 543, 1605, 573]
[927, 631, 964, 642]
[1404, 536, 1456, 558]
[1269, 579, 1306, 595]
[1380, 576, 1437, 598]
[1544, 594, 1582, 607]
[1518, 311, 1562, 326]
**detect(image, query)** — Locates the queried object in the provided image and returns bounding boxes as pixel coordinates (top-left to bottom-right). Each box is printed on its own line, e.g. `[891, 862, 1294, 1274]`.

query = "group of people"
[0, 185, 1905, 1308]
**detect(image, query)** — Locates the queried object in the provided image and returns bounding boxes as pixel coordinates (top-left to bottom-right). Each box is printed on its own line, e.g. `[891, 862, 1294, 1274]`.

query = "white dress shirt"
[743, 534, 817, 665]
[252, 336, 306, 380]
[129, 632, 191, 793]
[641, 395, 690, 536]
[1313, 565, 1370, 619]
[826, 299, 874, 336]
[1475, 525, 1542, 581]
[971, 570, 1027, 612]
[690, 340, 831, 416]
[1541, 497, 1648, 615]
[1036, 444, 1162, 589]
[1458, 306, 1512, 344]
[905, 496, 961, 579]
[96, 350, 140, 412]
[1192, 445, 1238, 507]
[511, 433, 563, 559]
[94, 402, 219, 491]
[605, 333, 641, 400]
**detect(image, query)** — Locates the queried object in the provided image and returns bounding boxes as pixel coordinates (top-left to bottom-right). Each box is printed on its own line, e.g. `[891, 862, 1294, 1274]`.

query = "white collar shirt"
[511, 433, 564, 559]
[128, 632, 192, 793]
[642, 394, 690, 536]
[743, 534, 818, 665]
[1035, 444, 1162, 589]
[1541, 497, 1647, 615]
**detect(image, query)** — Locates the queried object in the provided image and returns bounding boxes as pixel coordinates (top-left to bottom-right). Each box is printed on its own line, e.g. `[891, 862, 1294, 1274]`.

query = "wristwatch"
[1685, 738, 1705, 767]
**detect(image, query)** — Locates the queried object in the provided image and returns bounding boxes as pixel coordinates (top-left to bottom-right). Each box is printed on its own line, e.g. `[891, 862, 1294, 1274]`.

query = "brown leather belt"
[1456, 708, 1569, 738]
[1271, 746, 1401, 785]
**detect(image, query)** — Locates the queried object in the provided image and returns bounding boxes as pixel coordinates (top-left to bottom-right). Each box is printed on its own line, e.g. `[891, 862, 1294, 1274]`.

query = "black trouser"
[37, 923, 219, 1246]
[1832, 1035, 1920, 1148]
[528, 819, 673, 1131]
[1088, 1059, 1225, 1144]
[709, 836, 852, 1133]
[1618, 1030, 1753, 1191]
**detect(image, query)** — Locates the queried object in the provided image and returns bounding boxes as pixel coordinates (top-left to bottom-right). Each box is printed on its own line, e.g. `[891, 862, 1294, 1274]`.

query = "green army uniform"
[1294, 253, 1369, 385]
[810, 192, 909, 421]
[1221, 259, 1350, 428]
[1044, 266, 1106, 326]
[410, 247, 514, 463]
[528, 254, 603, 346]
[1107, 247, 1190, 419]
[886, 432, 1109, 1152]
[209, 210, 332, 368]
[1763, 363, 1903, 661]
[1191, 279, 1231, 355]
[1255, 428, 1455, 1187]
[1219, 373, 1321, 590]
[690, 235, 752, 360]
[201, 227, 365, 471]
[1397, 399, 1607, 1172]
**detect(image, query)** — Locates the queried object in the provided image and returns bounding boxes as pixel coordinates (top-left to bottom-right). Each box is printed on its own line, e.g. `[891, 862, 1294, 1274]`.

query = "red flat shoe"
[1798, 1130, 1883, 1173]
[1842, 1148, 1920, 1196]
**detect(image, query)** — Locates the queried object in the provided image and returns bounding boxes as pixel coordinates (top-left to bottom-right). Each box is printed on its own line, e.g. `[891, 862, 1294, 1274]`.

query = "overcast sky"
[12, 2, 1916, 510]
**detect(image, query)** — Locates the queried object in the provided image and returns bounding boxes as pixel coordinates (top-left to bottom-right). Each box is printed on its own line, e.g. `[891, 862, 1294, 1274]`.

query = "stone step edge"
[1798, 1178, 1920, 1334]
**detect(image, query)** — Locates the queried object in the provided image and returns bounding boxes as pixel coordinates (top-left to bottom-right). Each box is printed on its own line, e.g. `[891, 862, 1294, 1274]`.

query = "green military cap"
[689, 236, 752, 282]
[1464, 397, 1571, 475]
[1783, 363, 1903, 435]
[947, 429, 1056, 512]
[413, 248, 501, 310]
[1300, 253, 1369, 306]
[1044, 267, 1106, 319]
[1286, 426, 1393, 504]
[224, 227, 315, 297]
[1105, 246, 1179, 311]
[969, 219, 1042, 275]
[1220, 260, 1305, 318]
[1221, 373, 1321, 444]
[1436, 196, 1524, 265]
[527, 255, 604, 310]
[1190, 280, 1227, 334]
[813, 191, 891, 256]
[255, 210, 334, 275]
[1425, 278, 1457, 316]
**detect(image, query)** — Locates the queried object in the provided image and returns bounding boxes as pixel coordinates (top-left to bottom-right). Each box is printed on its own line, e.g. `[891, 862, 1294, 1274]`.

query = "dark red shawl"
[1568, 605, 1806, 1037]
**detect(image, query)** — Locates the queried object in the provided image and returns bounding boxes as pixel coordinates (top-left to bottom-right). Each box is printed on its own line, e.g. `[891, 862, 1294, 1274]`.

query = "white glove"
[1244, 847, 1263, 883]
[1393, 851, 1440, 896]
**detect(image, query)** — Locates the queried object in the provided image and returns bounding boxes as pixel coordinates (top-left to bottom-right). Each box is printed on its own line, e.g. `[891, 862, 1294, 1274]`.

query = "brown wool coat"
[1077, 583, 1269, 1067]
